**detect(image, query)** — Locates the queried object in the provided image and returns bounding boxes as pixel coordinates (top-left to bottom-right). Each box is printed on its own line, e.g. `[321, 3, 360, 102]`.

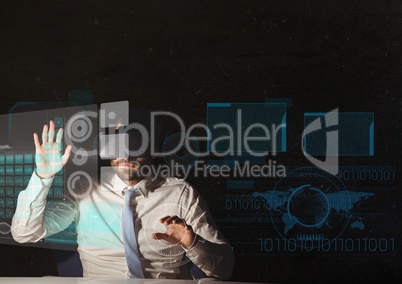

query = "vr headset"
[99, 105, 160, 160]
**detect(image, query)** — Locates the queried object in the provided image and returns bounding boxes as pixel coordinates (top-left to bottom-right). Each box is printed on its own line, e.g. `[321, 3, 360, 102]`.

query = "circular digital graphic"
[64, 110, 97, 157]
[0, 222, 11, 235]
[46, 202, 57, 212]
[108, 111, 116, 120]
[72, 148, 89, 166]
[66, 171, 93, 199]
[263, 167, 351, 248]
[66, 115, 92, 143]
[287, 184, 330, 228]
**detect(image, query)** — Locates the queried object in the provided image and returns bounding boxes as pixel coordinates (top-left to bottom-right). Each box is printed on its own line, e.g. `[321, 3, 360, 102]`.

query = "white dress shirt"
[11, 169, 234, 279]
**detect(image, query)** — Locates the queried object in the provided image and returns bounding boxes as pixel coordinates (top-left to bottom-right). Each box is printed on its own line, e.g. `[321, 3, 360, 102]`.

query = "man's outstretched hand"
[33, 120, 72, 179]
[151, 215, 197, 249]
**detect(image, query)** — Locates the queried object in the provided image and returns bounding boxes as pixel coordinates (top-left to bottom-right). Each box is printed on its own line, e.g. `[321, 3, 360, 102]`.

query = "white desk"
[0, 278, 265, 284]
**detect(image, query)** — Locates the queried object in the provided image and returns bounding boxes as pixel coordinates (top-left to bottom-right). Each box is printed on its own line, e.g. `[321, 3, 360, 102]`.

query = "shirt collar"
[112, 174, 148, 197]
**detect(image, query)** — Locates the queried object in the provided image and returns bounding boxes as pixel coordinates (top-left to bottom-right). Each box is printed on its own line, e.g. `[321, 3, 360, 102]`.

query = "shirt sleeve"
[180, 184, 234, 280]
[11, 171, 78, 243]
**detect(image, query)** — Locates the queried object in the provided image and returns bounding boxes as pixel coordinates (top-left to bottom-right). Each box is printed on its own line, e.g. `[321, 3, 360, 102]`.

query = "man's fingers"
[160, 215, 179, 224]
[151, 233, 169, 241]
[159, 216, 172, 223]
[40, 121, 55, 145]
[152, 233, 180, 245]
[160, 215, 186, 226]
[55, 128, 64, 143]
[33, 133, 40, 148]
[42, 124, 48, 143]
[61, 145, 72, 165]
[48, 120, 55, 142]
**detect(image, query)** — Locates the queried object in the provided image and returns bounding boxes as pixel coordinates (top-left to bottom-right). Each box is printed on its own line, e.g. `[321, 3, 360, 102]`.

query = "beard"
[110, 158, 152, 184]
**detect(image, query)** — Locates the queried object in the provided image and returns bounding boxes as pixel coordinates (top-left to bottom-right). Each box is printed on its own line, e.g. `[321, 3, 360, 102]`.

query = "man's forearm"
[11, 171, 53, 243]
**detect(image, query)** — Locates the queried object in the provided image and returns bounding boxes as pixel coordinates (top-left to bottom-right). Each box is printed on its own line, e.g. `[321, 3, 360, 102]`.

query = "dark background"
[0, 0, 401, 283]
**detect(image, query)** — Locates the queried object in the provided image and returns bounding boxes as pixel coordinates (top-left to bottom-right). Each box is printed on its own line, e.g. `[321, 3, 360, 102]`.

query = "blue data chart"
[207, 103, 287, 156]
[304, 112, 374, 156]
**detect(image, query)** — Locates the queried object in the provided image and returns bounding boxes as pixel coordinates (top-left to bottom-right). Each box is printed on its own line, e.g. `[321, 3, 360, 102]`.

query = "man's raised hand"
[151, 215, 197, 249]
[33, 120, 72, 179]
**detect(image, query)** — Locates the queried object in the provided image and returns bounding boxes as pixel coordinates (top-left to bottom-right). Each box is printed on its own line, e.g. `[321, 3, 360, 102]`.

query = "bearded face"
[110, 157, 152, 185]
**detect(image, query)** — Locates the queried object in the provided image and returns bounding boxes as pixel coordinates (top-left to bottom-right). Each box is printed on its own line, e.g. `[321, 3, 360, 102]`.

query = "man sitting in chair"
[12, 108, 234, 279]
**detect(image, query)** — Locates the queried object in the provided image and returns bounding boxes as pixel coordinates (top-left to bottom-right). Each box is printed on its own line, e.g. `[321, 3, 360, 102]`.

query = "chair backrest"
[190, 262, 207, 279]
[53, 250, 83, 277]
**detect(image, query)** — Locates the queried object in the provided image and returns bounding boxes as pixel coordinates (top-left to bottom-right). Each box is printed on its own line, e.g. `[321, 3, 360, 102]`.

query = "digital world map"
[253, 186, 374, 236]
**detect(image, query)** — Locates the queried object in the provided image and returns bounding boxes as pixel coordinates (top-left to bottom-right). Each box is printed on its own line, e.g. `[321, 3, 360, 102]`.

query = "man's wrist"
[182, 234, 199, 250]
[34, 168, 54, 180]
